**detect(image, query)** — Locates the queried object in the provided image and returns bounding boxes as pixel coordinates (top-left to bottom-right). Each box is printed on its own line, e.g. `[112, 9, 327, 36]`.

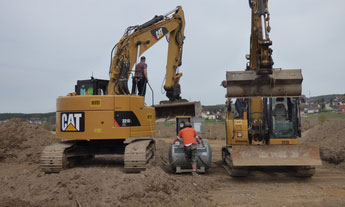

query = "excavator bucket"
[231, 145, 322, 167]
[225, 69, 303, 97]
[154, 101, 201, 119]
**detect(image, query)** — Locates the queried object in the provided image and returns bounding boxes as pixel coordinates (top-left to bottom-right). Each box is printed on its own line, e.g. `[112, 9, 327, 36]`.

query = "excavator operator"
[131, 56, 149, 96]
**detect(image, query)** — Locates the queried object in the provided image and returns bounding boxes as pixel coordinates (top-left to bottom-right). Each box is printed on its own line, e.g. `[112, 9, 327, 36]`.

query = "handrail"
[147, 82, 154, 106]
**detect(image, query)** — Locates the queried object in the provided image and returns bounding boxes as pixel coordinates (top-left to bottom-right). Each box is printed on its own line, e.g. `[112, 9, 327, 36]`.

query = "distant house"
[306, 104, 319, 114]
[338, 105, 345, 114]
[334, 96, 345, 106]
[200, 112, 208, 119]
[207, 115, 216, 120]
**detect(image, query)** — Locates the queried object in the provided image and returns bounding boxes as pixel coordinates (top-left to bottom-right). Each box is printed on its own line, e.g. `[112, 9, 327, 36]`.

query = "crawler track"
[40, 142, 74, 173]
[222, 147, 249, 177]
[222, 146, 316, 177]
[124, 140, 155, 172]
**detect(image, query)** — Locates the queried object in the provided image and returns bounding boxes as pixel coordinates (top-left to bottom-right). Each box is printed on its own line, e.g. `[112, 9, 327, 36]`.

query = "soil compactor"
[40, 6, 200, 173]
[221, 0, 322, 177]
[169, 116, 212, 174]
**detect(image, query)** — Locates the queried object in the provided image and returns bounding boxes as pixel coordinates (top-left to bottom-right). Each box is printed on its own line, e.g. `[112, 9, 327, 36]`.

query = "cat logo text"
[150, 27, 168, 41]
[61, 112, 85, 132]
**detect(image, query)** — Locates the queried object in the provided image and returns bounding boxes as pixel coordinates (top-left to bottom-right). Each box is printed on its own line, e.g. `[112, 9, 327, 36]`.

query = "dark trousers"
[184, 144, 198, 165]
[132, 77, 147, 96]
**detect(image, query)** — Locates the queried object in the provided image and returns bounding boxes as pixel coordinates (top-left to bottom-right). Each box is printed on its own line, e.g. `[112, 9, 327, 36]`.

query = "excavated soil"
[302, 119, 345, 168]
[0, 118, 56, 163]
[1, 118, 345, 207]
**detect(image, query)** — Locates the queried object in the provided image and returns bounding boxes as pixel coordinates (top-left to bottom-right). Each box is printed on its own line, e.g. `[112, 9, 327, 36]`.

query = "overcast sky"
[1, 0, 344, 113]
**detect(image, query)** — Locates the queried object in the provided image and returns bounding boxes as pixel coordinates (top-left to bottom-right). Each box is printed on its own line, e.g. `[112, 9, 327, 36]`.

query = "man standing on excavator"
[172, 122, 204, 175]
[132, 56, 149, 96]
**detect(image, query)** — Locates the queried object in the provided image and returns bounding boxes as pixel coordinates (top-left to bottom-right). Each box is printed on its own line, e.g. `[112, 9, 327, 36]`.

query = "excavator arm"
[108, 6, 185, 101]
[224, 0, 303, 97]
[248, 0, 273, 74]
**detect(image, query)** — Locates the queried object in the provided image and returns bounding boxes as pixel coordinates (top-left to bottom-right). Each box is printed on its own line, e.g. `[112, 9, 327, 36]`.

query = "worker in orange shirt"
[172, 122, 204, 175]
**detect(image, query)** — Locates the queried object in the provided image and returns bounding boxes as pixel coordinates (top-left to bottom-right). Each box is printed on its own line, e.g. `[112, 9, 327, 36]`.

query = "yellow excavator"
[40, 6, 200, 173]
[221, 0, 321, 177]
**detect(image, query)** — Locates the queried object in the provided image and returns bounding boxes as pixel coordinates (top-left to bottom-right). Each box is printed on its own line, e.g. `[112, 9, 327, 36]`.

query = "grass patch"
[163, 122, 175, 127]
[302, 111, 345, 122]
[322, 111, 345, 119]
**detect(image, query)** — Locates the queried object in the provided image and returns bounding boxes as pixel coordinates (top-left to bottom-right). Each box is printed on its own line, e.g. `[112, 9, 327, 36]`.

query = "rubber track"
[222, 147, 316, 177]
[40, 142, 73, 173]
[124, 140, 154, 172]
[222, 147, 248, 177]
[295, 166, 316, 177]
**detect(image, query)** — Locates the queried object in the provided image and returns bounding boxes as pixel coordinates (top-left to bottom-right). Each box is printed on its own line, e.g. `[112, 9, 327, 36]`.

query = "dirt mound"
[0, 140, 214, 207]
[205, 124, 226, 139]
[302, 119, 345, 168]
[0, 118, 57, 163]
[0, 197, 41, 207]
[301, 116, 319, 132]
[155, 123, 176, 138]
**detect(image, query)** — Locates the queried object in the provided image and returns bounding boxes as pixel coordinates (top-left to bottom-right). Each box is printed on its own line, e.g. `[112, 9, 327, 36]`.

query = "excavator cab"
[268, 97, 301, 139]
[262, 97, 301, 140]
[75, 78, 109, 95]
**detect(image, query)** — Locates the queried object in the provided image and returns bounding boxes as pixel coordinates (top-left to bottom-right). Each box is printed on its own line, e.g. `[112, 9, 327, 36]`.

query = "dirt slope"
[0, 120, 214, 207]
[302, 119, 345, 168]
[0, 119, 57, 163]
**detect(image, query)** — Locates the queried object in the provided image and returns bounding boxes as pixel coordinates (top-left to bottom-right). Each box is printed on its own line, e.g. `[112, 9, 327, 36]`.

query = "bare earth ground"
[1, 119, 345, 207]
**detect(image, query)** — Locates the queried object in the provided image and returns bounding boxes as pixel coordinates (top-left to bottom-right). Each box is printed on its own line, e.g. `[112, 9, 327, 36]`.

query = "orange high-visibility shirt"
[177, 127, 198, 146]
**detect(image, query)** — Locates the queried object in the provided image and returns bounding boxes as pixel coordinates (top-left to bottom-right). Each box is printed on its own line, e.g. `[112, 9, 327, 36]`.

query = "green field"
[303, 111, 345, 120]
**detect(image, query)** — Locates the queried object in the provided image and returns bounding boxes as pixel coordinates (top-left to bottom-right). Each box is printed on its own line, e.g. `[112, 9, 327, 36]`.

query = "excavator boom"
[108, 6, 185, 100]
[225, 0, 303, 98]
[108, 6, 199, 118]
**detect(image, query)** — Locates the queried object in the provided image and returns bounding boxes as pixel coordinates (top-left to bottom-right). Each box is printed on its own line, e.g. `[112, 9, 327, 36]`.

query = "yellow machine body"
[225, 112, 249, 145]
[56, 95, 155, 140]
[225, 108, 321, 168]
[226, 111, 301, 146]
[221, 0, 321, 176]
[40, 6, 199, 174]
